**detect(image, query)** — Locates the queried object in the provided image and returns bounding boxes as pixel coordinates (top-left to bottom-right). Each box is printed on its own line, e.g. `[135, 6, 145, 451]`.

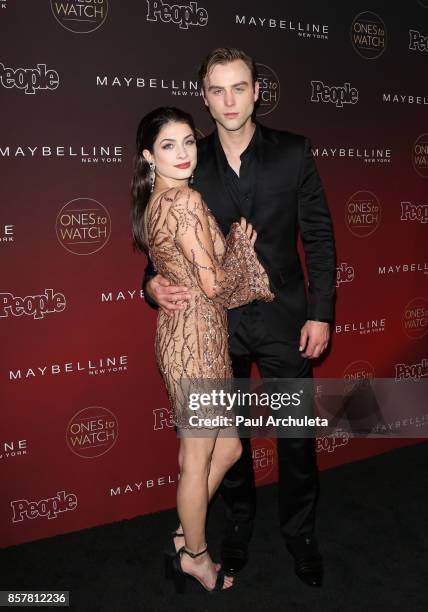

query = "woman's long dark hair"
[131, 106, 196, 252]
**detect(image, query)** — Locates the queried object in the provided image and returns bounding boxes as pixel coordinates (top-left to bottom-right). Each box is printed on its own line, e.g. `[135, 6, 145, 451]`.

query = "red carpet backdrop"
[1, 0, 427, 548]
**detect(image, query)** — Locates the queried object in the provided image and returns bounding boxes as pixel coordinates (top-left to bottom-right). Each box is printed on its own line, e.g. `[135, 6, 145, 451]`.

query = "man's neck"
[217, 119, 256, 159]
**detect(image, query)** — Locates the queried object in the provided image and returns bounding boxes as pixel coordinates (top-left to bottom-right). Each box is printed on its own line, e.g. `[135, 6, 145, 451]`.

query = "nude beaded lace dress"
[145, 186, 274, 429]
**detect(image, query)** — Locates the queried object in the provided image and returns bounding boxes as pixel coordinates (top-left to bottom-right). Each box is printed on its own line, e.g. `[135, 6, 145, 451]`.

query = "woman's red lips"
[174, 162, 191, 169]
[225, 112, 239, 117]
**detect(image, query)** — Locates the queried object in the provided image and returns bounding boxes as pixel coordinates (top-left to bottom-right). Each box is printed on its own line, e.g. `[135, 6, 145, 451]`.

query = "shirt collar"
[214, 121, 260, 172]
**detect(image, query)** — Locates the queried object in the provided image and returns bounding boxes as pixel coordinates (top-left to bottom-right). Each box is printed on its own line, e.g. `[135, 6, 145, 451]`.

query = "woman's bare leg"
[175, 432, 241, 589]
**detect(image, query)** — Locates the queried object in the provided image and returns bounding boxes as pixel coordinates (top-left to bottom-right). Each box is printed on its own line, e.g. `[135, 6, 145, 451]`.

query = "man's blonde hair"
[198, 47, 258, 91]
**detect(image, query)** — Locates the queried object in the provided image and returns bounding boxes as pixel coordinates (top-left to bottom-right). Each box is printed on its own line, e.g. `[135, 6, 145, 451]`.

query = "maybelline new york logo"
[312, 146, 391, 164]
[146, 0, 208, 29]
[96, 74, 200, 95]
[0, 62, 59, 94]
[0, 289, 66, 320]
[395, 358, 428, 381]
[409, 29, 428, 52]
[101, 290, 145, 302]
[335, 319, 386, 335]
[9, 355, 128, 381]
[0, 145, 122, 163]
[378, 263, 428, 276]
[1, 439, 27, 461]
[110, 475, 179, 496]
[1, 224, 14, 243]
[235, 14, 329, 39]
[382, 92, 428, 105]
[311, 81, 358, 107]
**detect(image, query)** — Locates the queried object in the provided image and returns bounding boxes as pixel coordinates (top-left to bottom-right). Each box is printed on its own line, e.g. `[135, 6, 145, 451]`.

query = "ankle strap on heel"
[178, 545, 208, 558]
[172, 531, 184, 537]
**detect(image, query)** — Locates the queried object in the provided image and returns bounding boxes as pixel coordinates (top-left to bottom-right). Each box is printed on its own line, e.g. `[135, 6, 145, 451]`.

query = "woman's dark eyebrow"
[160, 133, 194, 144]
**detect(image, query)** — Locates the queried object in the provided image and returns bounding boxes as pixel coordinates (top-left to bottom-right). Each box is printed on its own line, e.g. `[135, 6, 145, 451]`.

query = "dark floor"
[1, 442, 427, 612]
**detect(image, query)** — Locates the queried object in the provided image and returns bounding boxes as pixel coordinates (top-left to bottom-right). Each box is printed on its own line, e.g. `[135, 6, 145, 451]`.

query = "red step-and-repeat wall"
[1, 0, 427, 548]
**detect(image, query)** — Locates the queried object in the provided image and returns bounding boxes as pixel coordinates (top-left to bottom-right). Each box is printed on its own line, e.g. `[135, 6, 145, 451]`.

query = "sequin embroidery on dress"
[145, 186, 274, 429]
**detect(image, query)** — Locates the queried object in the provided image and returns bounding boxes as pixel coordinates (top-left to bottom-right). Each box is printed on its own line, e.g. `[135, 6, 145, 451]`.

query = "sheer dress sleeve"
[166, 188, 274, 309]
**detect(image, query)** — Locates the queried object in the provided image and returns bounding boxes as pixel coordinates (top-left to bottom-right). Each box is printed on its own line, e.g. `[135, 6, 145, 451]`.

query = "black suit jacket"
[142, 123, 336, 341]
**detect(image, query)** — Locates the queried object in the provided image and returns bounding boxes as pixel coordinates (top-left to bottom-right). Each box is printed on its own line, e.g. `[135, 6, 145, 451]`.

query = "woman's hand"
[240, 217, 257, 246]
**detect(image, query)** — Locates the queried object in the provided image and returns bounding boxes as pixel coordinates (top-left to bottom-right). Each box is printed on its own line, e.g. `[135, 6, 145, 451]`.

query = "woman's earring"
[149, 162, 155, 192]
[189, 172, 194, 185]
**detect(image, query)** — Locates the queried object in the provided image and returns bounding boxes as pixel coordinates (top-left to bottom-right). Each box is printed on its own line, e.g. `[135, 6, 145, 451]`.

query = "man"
[143, 48, 336, 587]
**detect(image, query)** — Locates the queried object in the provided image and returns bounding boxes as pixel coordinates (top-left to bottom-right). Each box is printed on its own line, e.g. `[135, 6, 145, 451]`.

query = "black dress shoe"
[286, 535, 324, 587]
[220, 520, 252, 575]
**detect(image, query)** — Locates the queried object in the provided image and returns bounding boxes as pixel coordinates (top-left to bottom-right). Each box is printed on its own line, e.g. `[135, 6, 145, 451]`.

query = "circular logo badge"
[66, 406, 118, 458]
[56, 197, 111, 255]
[343, 360, 376, 394]
[343, 360, 376, 381]
[351, 11, 387, 59]
[256, 63, 280, 117]
[345, 190, 381, 237]
[50, 0, 109, 34]
[251, 437, 276, 483]
[412, 134, 428, 178]
[403, 297, 428, 339]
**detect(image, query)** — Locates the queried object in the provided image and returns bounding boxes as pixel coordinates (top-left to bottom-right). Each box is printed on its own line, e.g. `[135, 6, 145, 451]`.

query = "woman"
[131, 107, 273, 593]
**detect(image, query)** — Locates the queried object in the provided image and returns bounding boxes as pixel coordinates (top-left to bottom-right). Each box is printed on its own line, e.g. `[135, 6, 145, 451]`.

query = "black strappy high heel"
[164, 530, 184, 560]
[165, 544, 229, 594]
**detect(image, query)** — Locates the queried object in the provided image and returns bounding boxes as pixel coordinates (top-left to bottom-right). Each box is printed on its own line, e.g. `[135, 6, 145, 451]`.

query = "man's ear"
[253, 79, 260, 103]
[142, 149, 153, 164]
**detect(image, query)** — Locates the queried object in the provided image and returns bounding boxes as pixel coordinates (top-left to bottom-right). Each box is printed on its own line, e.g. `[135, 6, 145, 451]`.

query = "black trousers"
[219, 302, 320, 540]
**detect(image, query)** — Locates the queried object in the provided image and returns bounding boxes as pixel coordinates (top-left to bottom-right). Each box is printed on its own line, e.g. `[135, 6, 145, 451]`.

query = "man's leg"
[252, 308, 323, 586]
[219, 308, 256, 574]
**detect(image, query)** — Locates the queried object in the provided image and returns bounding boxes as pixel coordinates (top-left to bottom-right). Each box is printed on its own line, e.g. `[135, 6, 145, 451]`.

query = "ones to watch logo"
[345, 190, 381, 237]
[50, 0, 109, 34]
[402, 297, 428, 339]
[350, 11, 387, 59]
[252, 438, 276, 483]
[146, 0, 208, 29]
[56, 198, 111, 255]
[256, 63, 280, 116]
[0, 289, 66, 320]
[412, 134, 428, 178]
[66, 407, 119, 458]
[0, 62, 59, 95]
